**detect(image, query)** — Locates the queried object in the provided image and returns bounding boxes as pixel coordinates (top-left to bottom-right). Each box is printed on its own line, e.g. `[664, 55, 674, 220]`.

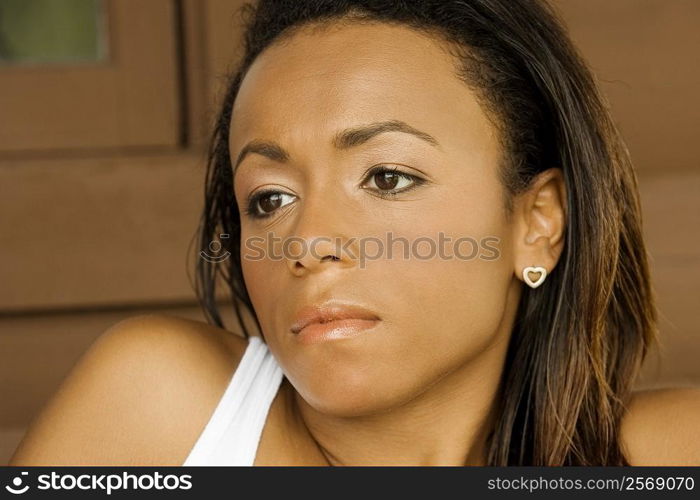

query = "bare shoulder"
[621, 386, 700, 465]
[8, 313, 249, 466]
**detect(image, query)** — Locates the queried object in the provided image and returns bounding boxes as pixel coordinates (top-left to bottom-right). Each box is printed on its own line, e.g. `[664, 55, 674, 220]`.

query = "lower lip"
[294, 318, 380, 344]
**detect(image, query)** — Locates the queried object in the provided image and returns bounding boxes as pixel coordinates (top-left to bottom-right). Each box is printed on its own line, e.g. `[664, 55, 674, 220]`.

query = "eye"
[361, 165, 426, 197]
[244, 189, 297, 220]
[242, 166, 426, 220]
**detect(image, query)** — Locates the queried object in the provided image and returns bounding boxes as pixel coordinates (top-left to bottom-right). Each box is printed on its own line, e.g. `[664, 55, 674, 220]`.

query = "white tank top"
[182, 335, 284, 466]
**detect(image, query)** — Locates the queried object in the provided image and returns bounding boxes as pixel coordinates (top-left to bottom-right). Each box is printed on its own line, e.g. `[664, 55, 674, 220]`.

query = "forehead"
[229, 21, 496, 160]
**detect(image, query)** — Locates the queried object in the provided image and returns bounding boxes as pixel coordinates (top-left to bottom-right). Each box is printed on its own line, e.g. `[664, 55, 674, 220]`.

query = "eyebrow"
[232, 119, 441, 174]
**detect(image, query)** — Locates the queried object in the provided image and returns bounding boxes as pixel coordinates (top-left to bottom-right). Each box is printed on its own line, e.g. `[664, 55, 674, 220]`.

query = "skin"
[230, 21, 566, 465]
[8, 20, 699, 468]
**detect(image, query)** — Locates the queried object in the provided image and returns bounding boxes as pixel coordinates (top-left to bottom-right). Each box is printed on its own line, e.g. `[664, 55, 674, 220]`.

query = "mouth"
[290, 301, 381, 344]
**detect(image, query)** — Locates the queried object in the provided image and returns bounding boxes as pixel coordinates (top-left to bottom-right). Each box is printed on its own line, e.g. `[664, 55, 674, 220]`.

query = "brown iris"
[374, 171, 400, 190]
[259, 193, 283, 213]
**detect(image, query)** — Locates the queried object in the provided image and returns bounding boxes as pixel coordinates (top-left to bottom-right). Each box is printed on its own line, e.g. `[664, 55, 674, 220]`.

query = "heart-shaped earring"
[523, 266, 547, 288]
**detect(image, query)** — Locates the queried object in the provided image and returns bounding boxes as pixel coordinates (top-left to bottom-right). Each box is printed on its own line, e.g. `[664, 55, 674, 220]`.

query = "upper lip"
[290, 300, 380, 334]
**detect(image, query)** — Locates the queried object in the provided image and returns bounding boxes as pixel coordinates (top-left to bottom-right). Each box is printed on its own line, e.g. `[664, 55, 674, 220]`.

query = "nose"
[285, 192, 357, 276]
[287, 237, 351, 276]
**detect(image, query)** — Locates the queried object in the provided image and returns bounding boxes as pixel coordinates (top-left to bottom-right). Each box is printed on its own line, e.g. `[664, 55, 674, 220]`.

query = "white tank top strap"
[182, 335, 284, 466]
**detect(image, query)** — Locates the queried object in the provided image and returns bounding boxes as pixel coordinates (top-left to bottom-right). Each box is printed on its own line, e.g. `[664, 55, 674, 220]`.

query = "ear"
[512, 168, 567, 285]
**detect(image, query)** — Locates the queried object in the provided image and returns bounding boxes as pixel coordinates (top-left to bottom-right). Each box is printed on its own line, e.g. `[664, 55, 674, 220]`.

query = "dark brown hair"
[190, 0, 658, 465]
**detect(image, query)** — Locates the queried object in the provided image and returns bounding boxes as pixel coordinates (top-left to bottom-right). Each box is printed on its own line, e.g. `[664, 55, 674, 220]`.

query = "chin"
[293, 365, 414, 418]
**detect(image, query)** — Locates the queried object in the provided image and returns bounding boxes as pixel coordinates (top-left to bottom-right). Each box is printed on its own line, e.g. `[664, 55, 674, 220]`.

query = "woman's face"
[231, 21, 521, 416]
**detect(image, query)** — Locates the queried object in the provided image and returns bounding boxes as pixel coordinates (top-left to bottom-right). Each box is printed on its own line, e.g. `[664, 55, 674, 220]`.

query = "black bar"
[1, 466, 698, 499]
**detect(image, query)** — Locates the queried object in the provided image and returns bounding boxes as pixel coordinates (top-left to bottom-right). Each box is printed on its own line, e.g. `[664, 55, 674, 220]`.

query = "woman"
[9, 0, 700, 466]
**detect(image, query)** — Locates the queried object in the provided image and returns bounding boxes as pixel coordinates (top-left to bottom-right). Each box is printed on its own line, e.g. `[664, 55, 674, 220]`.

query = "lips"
[290, 301, 380, 335]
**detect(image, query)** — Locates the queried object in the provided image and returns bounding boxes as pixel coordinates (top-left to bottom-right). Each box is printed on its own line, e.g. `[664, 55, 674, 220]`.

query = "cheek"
[397, 249, 512, 361]
[392, 169, 512, 330]
[240, 242, 285, 332]
[372, 203, 513, 361]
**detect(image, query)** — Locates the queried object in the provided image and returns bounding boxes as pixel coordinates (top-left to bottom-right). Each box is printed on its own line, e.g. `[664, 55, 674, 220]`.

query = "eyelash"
[242, 165, 426, 220]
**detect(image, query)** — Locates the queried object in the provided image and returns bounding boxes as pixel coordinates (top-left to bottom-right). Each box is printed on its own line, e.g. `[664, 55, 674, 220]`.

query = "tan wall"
[1, 0, 698, 464]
